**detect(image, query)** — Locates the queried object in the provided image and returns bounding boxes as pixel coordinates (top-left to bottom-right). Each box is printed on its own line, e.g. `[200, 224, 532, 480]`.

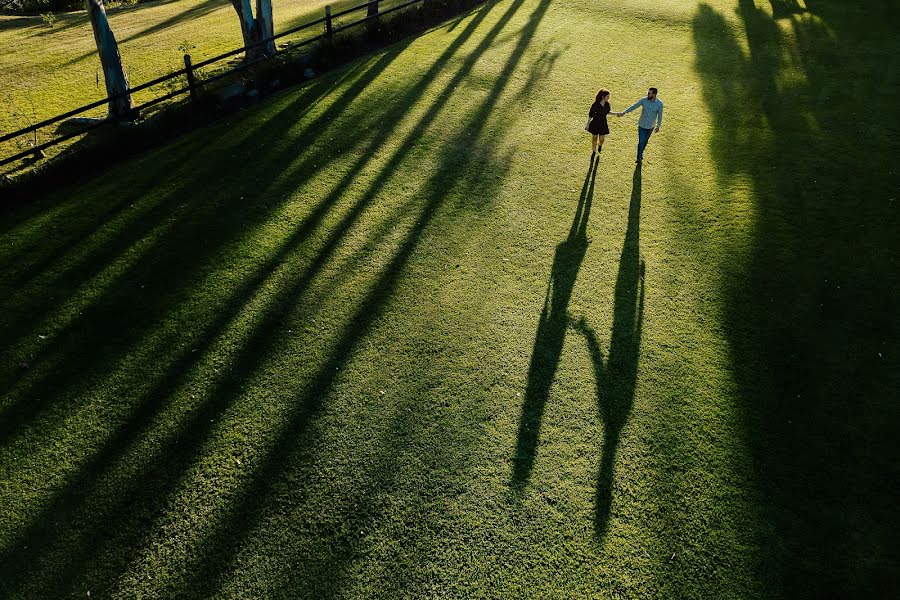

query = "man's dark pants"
[637, 127, 654, 161]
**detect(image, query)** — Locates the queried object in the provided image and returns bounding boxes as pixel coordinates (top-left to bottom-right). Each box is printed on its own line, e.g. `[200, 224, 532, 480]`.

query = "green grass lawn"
[1, 0, 899, 597]
[0, 0, 403, 157]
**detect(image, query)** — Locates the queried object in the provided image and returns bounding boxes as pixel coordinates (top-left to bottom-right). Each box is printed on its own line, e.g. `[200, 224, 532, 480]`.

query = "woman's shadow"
[511, 155, 598, 488]
[573, 165, 645, 539]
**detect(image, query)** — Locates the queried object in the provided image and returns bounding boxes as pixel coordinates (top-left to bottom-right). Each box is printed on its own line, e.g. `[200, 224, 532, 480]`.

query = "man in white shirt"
[616, 87, 664, 163]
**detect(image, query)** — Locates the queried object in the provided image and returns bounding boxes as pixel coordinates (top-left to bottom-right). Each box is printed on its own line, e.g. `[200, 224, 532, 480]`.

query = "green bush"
[4, 0, 78, 14]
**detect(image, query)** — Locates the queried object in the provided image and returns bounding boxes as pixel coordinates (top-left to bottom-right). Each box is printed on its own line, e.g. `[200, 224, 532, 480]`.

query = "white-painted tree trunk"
[255, 0, 276, 57]
[85, 0, 133, 119]
[230, 0, 255, 49]
[230, 0, 276, 61]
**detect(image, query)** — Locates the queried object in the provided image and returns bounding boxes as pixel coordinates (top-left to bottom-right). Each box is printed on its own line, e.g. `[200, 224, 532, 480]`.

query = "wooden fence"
[0, 0, 423, 168]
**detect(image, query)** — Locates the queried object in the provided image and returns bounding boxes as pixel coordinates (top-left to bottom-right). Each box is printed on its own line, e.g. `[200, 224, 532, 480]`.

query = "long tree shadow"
[173, 1, 553, 596]
[118, 0, 223, 45]
[693, 0, 900, 596]
[511, 153, 598, 488]
[0, 28, 414, 292]
[59, 0, 233, 66]
[0, 30, 430, 598]
[0, 43, 407, 449]
[0, 0, 490, 518]
[2, 0, 493, 419]
[0, 0, 553, 596]
[0, 51, 407, 597]
[0, 13, 46, 33]
[573, 165, 644, 540]
[33, 0, 200, 39]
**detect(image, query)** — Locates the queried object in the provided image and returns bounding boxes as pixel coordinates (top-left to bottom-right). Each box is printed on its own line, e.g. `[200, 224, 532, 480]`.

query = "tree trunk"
[255, 0, 276, 58]
[230, 0, 254, 46]
[85, 0, 133, 120]
[230, 0, 276, 62]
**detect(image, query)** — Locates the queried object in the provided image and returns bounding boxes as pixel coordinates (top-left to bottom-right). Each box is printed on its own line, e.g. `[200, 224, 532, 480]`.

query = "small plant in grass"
[161, 47, 202, 103]
[5, 93, 43, 158]
[40, 12, 56, 27]
[161, 70, 187, 98]
[173, 42, 198, 99]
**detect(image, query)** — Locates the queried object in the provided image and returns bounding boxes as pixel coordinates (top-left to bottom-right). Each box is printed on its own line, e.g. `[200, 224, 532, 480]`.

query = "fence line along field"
[0, 0, 425, 169]
[0, 0, 404, 153]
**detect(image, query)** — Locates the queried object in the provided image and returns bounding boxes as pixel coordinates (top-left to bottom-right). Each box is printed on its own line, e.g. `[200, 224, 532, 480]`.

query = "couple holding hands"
[586, 87, 663, 163]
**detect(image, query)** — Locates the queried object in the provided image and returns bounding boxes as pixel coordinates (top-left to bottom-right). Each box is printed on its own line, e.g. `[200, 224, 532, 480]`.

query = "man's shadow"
[511, 156, 599, 488]
[573, 165, 645, 539]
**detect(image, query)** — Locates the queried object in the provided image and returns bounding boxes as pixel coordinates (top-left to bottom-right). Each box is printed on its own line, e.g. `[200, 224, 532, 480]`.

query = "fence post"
[368, 0, 379, 17]
[325, 5, 333, 39]
[184, 54, 198, 100]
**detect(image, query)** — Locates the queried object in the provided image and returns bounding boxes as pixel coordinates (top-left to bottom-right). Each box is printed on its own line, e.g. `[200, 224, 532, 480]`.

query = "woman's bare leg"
[597, 134, 606, 153]
[592, 134, 599, 154]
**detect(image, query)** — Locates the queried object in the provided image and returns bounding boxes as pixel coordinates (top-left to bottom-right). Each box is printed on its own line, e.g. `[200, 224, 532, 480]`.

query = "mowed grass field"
[0, 0, 403, 155]
[1, 0, 899, 597]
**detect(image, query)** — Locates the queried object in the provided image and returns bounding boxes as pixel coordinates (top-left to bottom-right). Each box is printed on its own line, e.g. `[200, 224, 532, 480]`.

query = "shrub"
[4, 0, 76, 13]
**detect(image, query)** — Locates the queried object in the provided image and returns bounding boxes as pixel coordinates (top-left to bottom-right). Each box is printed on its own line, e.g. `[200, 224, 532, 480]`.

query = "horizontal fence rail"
[0, 0, 423, 169]
[0, 67, 189, 146]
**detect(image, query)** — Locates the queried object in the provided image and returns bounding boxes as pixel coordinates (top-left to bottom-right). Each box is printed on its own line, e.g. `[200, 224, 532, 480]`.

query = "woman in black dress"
[586, 89, 612, 157]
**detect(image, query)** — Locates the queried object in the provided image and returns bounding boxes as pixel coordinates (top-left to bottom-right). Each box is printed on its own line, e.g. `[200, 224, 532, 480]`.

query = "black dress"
[588, 100, 611, 135]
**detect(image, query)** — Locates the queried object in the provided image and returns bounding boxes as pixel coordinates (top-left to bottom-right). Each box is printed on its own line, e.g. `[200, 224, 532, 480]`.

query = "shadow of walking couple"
[512, 156, 645, 540]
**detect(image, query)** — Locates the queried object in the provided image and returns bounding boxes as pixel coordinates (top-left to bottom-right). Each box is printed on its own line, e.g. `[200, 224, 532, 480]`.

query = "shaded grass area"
[692, 0, 900, 596]
[0, 0, 898, 597]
